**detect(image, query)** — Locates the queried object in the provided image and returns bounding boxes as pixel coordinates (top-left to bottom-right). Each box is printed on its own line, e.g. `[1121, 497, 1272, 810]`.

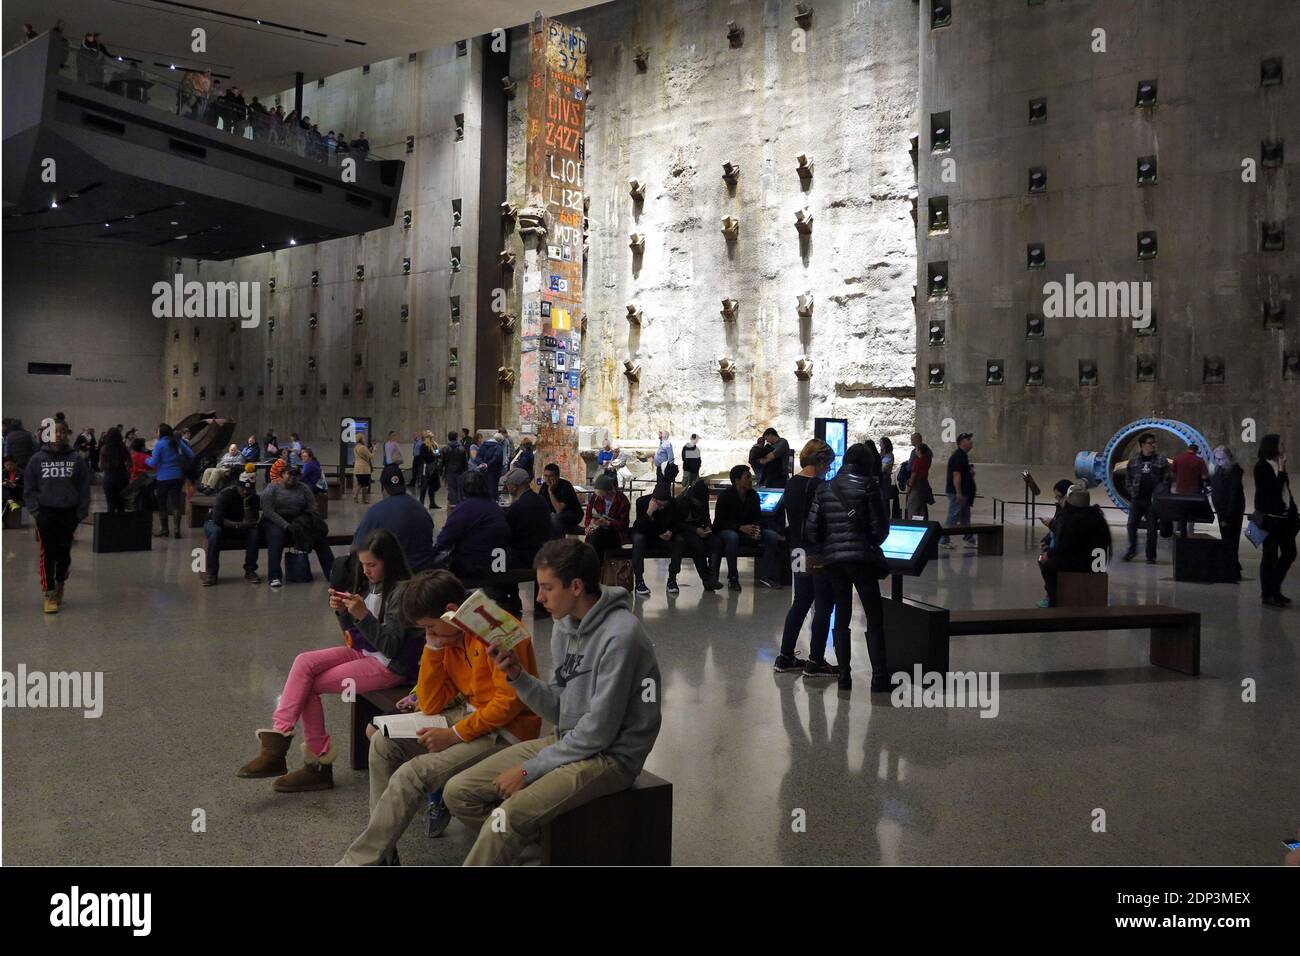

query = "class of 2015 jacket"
[24, 442, 91, 518]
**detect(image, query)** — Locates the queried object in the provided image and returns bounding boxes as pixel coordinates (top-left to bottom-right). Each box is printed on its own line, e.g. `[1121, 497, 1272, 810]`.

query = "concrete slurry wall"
[916, 0, 1298, 465]
[505, 0, 920, 477]
[163, 43, 487, 462]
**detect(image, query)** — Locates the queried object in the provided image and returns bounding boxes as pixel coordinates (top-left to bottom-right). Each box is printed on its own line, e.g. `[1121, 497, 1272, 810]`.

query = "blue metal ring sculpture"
[1074, 417, 1214, 513]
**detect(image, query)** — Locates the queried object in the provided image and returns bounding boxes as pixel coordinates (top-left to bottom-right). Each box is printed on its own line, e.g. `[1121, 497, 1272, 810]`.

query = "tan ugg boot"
[43, 591, 59, 614]
[236, 729, 292, 778]
[273, 743, 335, 793]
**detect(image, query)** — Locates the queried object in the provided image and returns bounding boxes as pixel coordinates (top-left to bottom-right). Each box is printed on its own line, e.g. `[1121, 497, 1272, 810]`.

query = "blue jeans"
[942, 493, 974, 544]
[780, 570, 834, 659]
[261, 519, 335, 583]
[446, 472, 463, 506]
[204, 518, 259, 578]
[712, 528, 782, 582]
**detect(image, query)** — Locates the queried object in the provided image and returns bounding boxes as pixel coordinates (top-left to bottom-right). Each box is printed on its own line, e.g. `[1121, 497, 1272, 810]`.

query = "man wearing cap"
[630, 480, 676, 597]
[941, 433, 977, 548]
[203, 471, 262, 586]
[260, 463, 333, 587]
[351, 464, 435, 573]
[584, 471, 631, 562]
[1037, 484, 1112, 607]
[494, 468, 551, 616]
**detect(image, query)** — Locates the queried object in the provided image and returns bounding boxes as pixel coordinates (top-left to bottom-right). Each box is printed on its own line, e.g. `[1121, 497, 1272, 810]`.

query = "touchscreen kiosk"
[881, 520, 941, 576]
[756, 489, 784, 513]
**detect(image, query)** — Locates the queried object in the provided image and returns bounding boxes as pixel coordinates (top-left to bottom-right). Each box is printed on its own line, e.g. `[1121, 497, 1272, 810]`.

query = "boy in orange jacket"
[339, 570, 540, 865]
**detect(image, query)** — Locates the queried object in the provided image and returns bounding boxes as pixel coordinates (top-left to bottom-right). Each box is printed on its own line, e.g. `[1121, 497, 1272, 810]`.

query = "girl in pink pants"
[236, 529, 425, 793]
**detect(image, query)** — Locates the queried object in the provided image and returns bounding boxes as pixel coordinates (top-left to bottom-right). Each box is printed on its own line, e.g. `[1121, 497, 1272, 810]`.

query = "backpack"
[896, 459, 912, 489]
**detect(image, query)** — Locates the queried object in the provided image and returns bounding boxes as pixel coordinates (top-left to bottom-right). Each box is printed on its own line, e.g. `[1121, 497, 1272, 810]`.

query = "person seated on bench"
[236, 529, 423, 792]
[3, 456, 21, 516]
[583, 472, 630, 562]
[542, 462, 582, 539]
[711, 465, 783, 592]
[353, 465, 434, 572]
[201, 471, 262, 586]
[443, 539, 663, 866]
[497, 468, 550, 616]
[630, 477, 676, 597]
[1036, 479, 1073, 565]
[672, 476, 723, 594]
[300, 446, 327, 493]
[1037, 484, 1112, 607]
[200, 444, 244, 492]
[240, 434, 261, 463]
[339, 570, 543, 865]
[260, 463, 334, 588]
[432, 470, 509, 580]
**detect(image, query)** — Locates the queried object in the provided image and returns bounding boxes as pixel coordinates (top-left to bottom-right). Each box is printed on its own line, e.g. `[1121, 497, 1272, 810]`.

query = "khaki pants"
[338, 706, 506, 865]
[443, 732, 635, 866]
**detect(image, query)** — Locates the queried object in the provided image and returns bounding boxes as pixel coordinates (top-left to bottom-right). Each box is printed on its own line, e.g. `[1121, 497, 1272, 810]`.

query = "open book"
[441, 589, 533, 653]
[372, 713, 448, 739]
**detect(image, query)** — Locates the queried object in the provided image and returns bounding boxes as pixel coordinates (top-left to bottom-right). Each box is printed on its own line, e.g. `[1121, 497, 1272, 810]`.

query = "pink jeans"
[272, 646, 402, 757]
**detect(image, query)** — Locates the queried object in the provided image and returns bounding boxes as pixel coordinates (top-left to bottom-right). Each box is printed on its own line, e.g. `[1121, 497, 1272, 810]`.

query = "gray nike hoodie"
[509, 585, 662, 780]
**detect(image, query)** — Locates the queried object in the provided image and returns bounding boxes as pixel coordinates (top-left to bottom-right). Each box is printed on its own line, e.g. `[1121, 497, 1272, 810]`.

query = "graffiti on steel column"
[521, 18, 586, 481]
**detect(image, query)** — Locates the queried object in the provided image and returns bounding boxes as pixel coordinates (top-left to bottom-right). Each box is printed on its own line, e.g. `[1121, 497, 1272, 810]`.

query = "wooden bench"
[1057, 571, 1108, 607]
[215, 530, 352, 551]
[948, 604, 1200, 675]
[189, 494, 215, 528]
[602, 535, 790, 584]
[941, 524, 1003, 555]
[326, 477, 342, 501]
[541, 770, 673, 865]
[3, 505, 26, 530]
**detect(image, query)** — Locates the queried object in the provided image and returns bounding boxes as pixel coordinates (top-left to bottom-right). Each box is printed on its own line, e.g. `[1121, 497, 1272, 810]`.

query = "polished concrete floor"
[3, 467, 1296, 865]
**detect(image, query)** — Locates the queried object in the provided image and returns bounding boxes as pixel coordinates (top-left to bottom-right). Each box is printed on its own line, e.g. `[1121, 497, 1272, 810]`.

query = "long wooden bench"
[215, 530, 352, 551]
[592, 535, 790, 584]
[948, 604, 1200, 675]
[941, 523, 1003, 555]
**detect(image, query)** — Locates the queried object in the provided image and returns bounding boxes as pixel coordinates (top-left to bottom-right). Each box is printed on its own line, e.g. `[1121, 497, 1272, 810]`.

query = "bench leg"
[978, 530, 1003, 556]
[350, 698, 381, 771]
[1150, 623, 1200, 676]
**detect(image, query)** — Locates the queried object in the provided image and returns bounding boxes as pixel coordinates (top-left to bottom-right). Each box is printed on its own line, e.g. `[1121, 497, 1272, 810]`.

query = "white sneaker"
[269, 578, 283, 589]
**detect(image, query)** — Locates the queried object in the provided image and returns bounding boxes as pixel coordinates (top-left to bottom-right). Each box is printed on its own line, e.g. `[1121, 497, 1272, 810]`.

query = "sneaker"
[803, 659, 839, 679]
[1277, 594, 1293, 606]
[940, 540, 955, 550]
[773, 653, 807, 673]
[1146, 557, 1157, 564]
[634, 579, 651, 597]
[1121, 549, 1136, 562]
[201, 575, 217, 587]
[703, 578, 724, 592]
[426, 791, 451, 838]
[838, 673, 853, 691]
[1036, 597, 1051, 608]
[1263, 594, 1285, 608]
[757, 578, 782, 589]
[42, 591, 59, 614]
[666, 577, 680, 595]
[244, 570, 262, 584]
[728, 578, 742, 592]
[269, 578, 283, 589]
[869, 677, 891, 694]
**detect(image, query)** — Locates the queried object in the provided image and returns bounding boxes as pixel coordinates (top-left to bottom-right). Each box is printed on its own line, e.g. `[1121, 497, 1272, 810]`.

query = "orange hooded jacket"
[415, 634, 541, 742]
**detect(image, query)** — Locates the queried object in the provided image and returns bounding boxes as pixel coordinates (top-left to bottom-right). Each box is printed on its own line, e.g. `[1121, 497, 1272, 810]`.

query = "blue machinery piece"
[1074, 417, 1213, 513]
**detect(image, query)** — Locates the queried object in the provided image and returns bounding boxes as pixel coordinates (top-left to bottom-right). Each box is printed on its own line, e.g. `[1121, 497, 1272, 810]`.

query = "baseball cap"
[503, 468, 530, 489]
[957, 432, 974, 442]
[381, 463, 406, 493]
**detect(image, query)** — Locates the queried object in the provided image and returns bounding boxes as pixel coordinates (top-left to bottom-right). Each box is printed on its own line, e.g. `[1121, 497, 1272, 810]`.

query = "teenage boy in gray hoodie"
[24, 420, 90, 613]
[443, 538, 662, 865]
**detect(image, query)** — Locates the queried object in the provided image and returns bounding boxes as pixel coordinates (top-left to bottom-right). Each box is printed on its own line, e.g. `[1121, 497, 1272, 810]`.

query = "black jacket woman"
[1210, 445, 1246, 580]
[97, 428, 131, 513]
[1254, 434, 1295, 606]
[776, 439, 837, 676]
[806, 443, 891, 692]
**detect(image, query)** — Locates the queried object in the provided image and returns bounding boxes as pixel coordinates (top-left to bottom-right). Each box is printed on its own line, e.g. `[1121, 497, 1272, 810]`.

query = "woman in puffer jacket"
[806, 443, 891, 693]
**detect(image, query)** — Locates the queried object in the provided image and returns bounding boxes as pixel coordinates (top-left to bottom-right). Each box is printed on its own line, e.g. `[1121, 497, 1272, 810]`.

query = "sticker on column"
[547, 386, 556, 402]
[547, 245, 562, 259]
[566, 414, 575, 426]
[523, 272, 541, 293]
[541, 301, 552, 318]
[548, 276, 569, 292]
[568, 371, 580, 388]
[554, 351, 567, 370]
[551, 408, 560, 424]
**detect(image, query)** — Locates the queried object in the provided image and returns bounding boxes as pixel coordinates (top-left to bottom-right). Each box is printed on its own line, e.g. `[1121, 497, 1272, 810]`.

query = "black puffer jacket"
[806, 470, 889, 566]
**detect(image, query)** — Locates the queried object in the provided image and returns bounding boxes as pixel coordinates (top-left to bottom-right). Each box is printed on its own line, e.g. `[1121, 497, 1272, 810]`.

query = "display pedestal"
[882, 594, 950, 675]
[1173, 534, 1236, 583]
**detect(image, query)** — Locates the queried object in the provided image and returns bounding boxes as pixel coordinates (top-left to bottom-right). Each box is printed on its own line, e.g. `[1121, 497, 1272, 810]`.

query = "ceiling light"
[170, 220, 178, 225]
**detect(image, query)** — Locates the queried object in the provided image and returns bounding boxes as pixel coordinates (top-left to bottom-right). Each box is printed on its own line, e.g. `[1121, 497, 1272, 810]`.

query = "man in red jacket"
[583, 472, 629, 562]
